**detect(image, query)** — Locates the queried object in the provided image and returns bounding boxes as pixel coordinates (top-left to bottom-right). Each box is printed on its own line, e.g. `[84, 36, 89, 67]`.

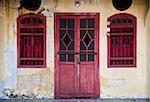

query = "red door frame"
[54, 13, 100, 98]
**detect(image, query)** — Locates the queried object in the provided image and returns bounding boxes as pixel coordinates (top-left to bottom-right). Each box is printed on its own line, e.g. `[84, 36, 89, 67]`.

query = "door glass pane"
[60, 41, 66, 50]
[88, 18, 94, 28]
[60, 30, 66, 39]
[68, 19, 74, 28]
[84, 34, 91, 46]
[68, 30, 74, 50]
[68, 30, 74, 39]
[80, 19, 86, 28]
[68, 41, 74, 50]
[60, 54, 66, 61]
[88, 30, 94, 39]
[68, 54, 74, 62]
[63, 34, 71, 46]
[80, 54, 86, 61]
[80, 30, 86, 39]
[88, 41, 94, 50]
[80, 41, 86, 50]
[60, 19, 66, 28]
[88, 54, 94, 61]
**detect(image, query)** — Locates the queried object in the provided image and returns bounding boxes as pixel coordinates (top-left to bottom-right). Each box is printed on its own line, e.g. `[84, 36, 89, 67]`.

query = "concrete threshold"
[0, 99, 150, 102]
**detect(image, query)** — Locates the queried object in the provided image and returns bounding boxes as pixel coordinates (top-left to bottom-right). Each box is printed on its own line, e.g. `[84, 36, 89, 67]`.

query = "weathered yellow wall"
[146, 4, 150, 97]
[0, 0, 150, 99]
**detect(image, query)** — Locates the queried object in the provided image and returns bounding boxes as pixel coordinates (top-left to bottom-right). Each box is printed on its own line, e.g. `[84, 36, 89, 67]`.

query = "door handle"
[77, 58, 80, 64]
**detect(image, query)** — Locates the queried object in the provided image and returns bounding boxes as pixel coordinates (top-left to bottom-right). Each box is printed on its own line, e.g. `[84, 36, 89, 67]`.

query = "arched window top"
[108, 13, 136, 25]
[17, 13, 46, 25]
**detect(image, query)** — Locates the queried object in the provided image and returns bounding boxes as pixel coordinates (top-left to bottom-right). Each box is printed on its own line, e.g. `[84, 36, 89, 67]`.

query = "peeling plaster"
[38, 8, 53, 18]
[1, 37, 17, 98]
[15, 67, 54, 99]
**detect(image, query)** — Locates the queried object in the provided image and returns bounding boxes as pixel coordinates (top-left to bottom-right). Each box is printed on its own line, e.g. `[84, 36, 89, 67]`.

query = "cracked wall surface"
[0, 0, 150, 99]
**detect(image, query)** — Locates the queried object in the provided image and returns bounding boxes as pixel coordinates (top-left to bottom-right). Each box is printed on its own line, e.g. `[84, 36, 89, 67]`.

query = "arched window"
[17, 13, 46, 68]
[107, 13, 136, 67]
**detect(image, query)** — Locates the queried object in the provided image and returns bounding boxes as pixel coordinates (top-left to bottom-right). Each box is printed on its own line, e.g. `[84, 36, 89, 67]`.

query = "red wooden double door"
[54, 13, 99, 98]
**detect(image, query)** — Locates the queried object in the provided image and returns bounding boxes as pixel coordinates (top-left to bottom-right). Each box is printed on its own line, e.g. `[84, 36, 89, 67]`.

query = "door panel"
[59, 64, 75, 94]
[79, 64, 95, 94]
[55, 13, 99, 98]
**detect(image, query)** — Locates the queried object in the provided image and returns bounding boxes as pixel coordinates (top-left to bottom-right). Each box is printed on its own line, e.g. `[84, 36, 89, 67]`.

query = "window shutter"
[107, 13, 136, 67]
[17, 13, 46, 68]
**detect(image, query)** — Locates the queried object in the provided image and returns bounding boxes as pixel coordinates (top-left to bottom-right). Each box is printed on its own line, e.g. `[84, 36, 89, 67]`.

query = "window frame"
[17, 13, 46, 68]
[107, 13, 136, 68]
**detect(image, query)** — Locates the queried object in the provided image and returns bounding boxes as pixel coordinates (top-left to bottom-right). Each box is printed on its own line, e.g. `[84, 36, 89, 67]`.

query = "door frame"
[54, 13, 100, 98]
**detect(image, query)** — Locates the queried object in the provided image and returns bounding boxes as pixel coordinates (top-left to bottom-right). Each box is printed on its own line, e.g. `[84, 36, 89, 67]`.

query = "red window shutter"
[107, 13, 136, 67]
[17, 13, 46, 68]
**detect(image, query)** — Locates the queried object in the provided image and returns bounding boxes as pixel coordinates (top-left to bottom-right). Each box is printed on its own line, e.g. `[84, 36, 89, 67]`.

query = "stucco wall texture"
[0, 0, 150, 99]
